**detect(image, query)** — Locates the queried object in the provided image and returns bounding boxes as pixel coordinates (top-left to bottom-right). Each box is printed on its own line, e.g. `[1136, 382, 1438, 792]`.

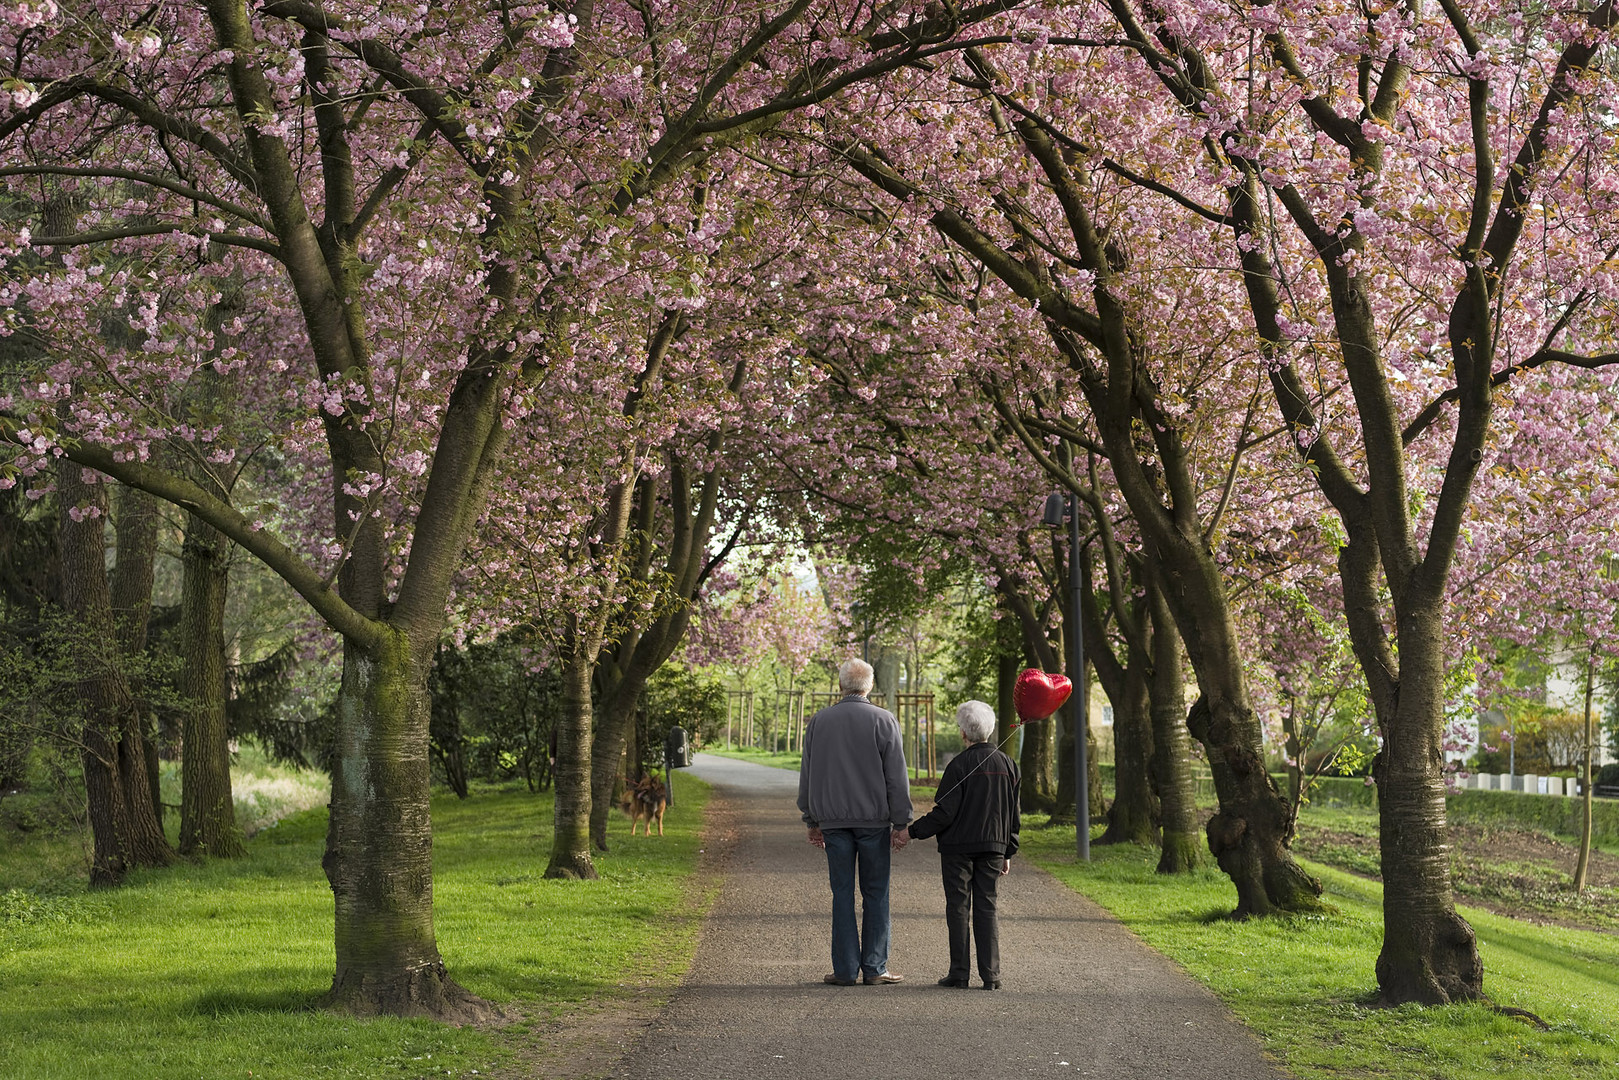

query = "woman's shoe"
[937, 976, 971, 988]
[983, 979, 1002, 990]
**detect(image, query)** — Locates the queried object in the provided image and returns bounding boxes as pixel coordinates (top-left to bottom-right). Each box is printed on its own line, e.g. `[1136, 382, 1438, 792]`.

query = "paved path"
[614, 754, 1289, 1080]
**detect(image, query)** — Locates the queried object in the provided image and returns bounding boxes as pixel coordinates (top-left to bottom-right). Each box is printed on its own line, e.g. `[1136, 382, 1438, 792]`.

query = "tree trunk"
[589, 602, 698, 849]
[118, 731, 174, 863]
[1019, 715, 1056, 813]
[1098, 665, 1155, 846]
[1051, 658, 1104, 826]
[52, 252, 130, 891]
[1148, 525, 1319, 915]
[110, 483, 164, 827]
[79, 728, 131, 888]
[1085, 563, 1155, 847]
[548, 627, 599, 880]
[428, 648, 471, 800]
[1052, 715, 1075, 825]
[58, 461, 175, 879]
[589, 672, 644, 850]
[995, 630, 1019, 747]
[1371, 609, 1481, 1004]
[322, 628, 490, 1019]
[59, 466, 130, 885]
[1146, 578, 1199, 874]
[1575, 648, 1595, 894]
[178, 514, 245, 859]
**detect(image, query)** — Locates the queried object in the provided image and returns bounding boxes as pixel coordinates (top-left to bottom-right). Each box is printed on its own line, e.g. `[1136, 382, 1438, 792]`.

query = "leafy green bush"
[0, 888, 102, 929]
[643, 665, 726, 768]
[1297, 774, 1378, 808]
[428, 632, 560, 794]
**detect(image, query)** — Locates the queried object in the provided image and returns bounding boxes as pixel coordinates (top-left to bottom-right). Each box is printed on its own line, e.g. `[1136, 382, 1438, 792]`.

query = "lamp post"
[1043, 490, 1089, 862]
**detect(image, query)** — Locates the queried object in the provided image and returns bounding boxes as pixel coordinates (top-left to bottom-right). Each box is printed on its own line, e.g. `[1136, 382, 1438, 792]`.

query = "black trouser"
[940, 851, 1003, 983]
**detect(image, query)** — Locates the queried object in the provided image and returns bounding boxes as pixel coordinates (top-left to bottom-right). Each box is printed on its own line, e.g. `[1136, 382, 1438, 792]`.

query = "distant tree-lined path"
[609, 755, 1287, 1080]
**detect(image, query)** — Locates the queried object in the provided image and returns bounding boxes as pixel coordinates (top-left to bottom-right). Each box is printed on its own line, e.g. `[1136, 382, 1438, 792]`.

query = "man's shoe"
[823, 973, 856, 986]
[983, 979, 1002, 990]
[937, 975, 970, 988]
[863, 971, 904, 985]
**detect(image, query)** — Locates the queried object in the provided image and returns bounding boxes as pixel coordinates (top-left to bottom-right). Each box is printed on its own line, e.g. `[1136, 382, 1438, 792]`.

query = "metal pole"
[1071, 492, 1089, 862]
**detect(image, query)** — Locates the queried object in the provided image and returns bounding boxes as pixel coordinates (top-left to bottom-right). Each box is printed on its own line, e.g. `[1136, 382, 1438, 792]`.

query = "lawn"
[1022, 828, 1619, 1080]
[0, 775, 713, 1080]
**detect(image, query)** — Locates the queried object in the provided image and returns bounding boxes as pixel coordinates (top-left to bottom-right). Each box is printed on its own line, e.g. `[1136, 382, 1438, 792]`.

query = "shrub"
[428, 632, 559, 794]
[0, 889, 103, 929]
[642, 665, 726, 770]
[1446, 788, 1619, 845]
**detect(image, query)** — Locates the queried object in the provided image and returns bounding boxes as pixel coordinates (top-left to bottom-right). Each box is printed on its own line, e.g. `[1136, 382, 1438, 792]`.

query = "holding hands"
[804, 826, 912, 852]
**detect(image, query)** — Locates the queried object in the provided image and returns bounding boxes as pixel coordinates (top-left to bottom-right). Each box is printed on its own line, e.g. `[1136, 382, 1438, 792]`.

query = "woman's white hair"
[956, 700, 996, 744]
[838, 658, 875, 696]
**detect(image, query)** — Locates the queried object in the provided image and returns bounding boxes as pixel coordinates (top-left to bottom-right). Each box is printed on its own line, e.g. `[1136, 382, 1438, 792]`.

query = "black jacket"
[908, 742, 1020, 857]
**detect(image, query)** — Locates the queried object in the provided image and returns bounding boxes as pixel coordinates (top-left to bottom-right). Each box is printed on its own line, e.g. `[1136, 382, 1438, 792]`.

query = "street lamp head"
[1041, 491, 1067, 528]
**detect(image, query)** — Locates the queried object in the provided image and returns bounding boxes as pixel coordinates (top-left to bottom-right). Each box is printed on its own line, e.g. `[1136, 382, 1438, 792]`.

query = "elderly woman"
[907, 700, 1020, 989]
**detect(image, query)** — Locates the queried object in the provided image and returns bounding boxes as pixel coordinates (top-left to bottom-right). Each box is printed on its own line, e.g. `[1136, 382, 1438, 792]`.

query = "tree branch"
[0, 166, 271, 232]
[2, 420, 379, 647]
[24, 223, 281, 258]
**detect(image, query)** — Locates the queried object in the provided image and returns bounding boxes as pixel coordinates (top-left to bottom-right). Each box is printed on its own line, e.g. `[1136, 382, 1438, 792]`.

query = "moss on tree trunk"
[1147, 586, 1199, 874]
[547, 638, 598, 880]
[322, 629, 493, 1021]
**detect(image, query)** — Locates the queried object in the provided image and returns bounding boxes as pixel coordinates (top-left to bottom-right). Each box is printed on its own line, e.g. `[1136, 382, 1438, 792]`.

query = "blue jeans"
[823, 827, 892, 981]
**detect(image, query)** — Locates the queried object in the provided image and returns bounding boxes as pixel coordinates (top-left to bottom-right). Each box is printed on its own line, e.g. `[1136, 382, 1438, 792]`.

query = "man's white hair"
[956, 700, 996, 744]
[838, 658, 875, 696]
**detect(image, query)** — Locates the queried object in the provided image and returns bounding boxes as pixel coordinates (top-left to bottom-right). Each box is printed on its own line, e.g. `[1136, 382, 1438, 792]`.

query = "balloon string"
[926, 723, 1029, 808]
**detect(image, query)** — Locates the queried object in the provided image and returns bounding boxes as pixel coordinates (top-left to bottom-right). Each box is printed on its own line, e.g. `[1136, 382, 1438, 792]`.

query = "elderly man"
[797, 658, 912, 986]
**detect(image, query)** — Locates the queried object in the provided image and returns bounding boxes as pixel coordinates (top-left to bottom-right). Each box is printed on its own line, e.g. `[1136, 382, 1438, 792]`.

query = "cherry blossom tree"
[1, 0, 1032, 1018]
[1464, 366, 1619, 892]
[1080, 0, 1619, 1002]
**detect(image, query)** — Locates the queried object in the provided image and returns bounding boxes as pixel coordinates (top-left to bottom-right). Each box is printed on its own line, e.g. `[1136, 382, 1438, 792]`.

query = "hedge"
[1111, 767, 1619, 843]
[1444, 788, 1619, 845]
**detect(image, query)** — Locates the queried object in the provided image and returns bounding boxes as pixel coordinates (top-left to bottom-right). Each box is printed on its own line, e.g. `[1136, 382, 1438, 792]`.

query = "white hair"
[838, 658, 875, 696]
[956, 700, 996, 744]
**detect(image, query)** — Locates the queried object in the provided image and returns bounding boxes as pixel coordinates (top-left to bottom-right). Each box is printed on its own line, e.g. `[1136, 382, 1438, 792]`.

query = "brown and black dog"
[620, 773, 668, 837]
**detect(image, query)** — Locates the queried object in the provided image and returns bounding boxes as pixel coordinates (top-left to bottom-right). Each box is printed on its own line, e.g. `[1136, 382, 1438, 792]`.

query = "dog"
[620, 773, 668, 837]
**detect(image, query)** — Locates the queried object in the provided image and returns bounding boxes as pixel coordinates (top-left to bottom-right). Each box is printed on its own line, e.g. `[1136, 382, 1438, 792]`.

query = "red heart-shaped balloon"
[1013, 669, 1073, 722]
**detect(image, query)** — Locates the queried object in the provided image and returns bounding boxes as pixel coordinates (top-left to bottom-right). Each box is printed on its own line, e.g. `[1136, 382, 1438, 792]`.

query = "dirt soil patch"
[1294, 819, 1619, 933]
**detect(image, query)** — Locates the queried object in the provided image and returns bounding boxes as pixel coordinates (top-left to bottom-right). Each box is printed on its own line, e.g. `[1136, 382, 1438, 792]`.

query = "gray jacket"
[797, 694, 912, 830]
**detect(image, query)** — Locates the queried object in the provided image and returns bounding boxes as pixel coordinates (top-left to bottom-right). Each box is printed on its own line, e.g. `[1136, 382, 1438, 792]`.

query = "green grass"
[0, 779, 713, 1080]
[1023, 831, 1619, 1080]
